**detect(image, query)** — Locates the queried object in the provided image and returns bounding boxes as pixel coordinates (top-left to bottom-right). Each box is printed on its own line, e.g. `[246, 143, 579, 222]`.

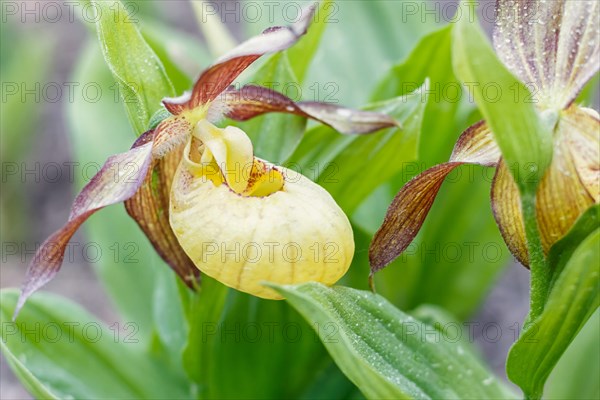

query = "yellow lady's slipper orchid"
[169, 121, 354, 299]
[15, 6, 396, 316]
[369, 0, 599, 271]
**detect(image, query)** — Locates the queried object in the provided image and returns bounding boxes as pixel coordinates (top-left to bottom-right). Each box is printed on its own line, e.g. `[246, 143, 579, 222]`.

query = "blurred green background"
[1, 1, 598, 399]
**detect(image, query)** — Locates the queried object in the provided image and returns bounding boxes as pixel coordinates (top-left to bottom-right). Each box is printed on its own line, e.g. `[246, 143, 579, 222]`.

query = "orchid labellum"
[16, 6, 397, 316]
[370, 0, 599, 271]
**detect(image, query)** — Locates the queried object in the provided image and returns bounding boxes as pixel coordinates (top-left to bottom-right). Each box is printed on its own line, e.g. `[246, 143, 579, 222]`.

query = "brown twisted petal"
[493, 0, 600, 108]
[14, 131, 155, 318]
[125, 142, 200, 289]
[162, 5, 316, 113]
[221, 85, 398, 135]
[369, 121, 501, 272]
[491, 106, 599, 266]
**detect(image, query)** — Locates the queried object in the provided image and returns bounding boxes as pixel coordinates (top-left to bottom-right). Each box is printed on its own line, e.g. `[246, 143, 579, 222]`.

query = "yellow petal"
[491, 160, 529, 266]
[537, 108, 597, 252]
[492, 105, 598, 266]
[242, 158, 284, 197]
[564, 106, 600, 202]
[192, 120, 254, 194]
[169, 162, 354, 299]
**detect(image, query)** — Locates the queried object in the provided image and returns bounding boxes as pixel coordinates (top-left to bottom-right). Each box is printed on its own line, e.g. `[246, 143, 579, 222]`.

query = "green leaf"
[150, 265, 190, 373]
[236, 53, 307, 164]
[507, 227, 600, 398]
[0, 290, 190, 399]
[547, 204, 600, 291]
[286, 0, 333, 83]
[190, 0, 237, 57]
[410, 305, 472, 347]
[274, 283, 514, 400]
[183, 278, 350, 399]
[296, 1, 439, 107]
[140, 20, 209, 94]
[452, 2, 553, 192]
[1, 342, 59, 399]
[545, 310, 600, 400]
[142, 27, 192, 92]
[182, 277, 229, 388]
[91, 0, 175, 135]
[299, 361, 363, 400]
[372, 24, 468, 167]
[287, 84, 426, 214]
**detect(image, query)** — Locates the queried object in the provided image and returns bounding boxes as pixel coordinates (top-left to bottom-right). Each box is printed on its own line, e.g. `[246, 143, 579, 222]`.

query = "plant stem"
[521, 191, 549, 322]
[525, 391, 542, 400]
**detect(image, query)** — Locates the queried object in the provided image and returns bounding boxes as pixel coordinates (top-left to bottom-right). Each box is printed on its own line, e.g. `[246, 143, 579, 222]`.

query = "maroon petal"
[125, 142, 200, 289]
[221, 85, 398, 134]
[151, 114, 195, 158]
[369, 121, 501, 272]
[162, 92, 192, 115]
[163, 4, 316, 113]
[14, 131, 155, 319]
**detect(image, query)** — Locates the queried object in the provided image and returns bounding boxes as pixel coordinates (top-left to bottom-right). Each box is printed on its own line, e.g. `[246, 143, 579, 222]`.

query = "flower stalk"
[521, 191, 549, 322]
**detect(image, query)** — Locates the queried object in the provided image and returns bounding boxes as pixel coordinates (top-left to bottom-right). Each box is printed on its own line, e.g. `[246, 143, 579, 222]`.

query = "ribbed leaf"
[545, 310, 600, 400]
[286, 0, 333, 83]
[372, 24, 464, 167]
[274, 283, 514, 399]
[91, 0, 175, 135]
[278, 1, 439, 107]
[0, 290, 190, 399]
[507, 207, 600, 398]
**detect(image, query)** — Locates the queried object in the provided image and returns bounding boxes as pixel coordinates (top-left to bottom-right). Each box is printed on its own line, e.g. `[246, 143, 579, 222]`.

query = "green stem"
[525, 391, 542, 400]
[520, 191, 549, 323]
